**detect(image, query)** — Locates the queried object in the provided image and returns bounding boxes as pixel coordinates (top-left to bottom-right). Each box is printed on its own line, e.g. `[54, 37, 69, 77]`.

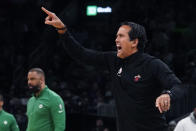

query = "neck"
[130, 48, 139, 55]
[131, 49, 138, 55]
[0, 107, 2, 111]
[127, 49, 139, 58]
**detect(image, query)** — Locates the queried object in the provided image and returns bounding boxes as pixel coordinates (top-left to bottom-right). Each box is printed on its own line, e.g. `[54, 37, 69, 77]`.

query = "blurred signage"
[87, 5, 112, 16]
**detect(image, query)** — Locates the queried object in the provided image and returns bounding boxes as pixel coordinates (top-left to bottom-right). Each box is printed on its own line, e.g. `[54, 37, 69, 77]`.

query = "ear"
[40, 77, 45, 85]
[40, 79, 44, 84]
[131, 38, 139, 48]
[0, 101, 4, 107]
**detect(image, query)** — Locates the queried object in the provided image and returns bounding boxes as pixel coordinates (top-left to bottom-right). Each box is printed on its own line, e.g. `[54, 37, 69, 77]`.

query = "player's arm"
[50, 96, 66, 131]
[11, 115, 20, 131]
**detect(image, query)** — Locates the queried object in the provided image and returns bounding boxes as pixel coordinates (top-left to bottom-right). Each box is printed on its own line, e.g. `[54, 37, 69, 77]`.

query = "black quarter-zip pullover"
[60, 31, 183, 131]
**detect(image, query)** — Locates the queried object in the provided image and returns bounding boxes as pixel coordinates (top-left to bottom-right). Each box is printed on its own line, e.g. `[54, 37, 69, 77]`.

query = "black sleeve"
[59, 30, 115, 71]
[150, 59, 185, 102]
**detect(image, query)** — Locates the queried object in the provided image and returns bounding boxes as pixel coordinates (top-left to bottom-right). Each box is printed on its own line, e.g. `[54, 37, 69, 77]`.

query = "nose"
[115, 36, 119, 43]
[28, 80, 31, 86]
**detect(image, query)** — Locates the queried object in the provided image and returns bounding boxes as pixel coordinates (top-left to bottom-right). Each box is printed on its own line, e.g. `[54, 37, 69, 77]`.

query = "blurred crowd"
[0, 0, 196, 130]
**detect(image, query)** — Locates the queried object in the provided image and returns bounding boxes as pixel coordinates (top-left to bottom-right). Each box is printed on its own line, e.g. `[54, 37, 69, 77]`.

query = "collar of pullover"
[0, 109, 3, 115]
[190, 112, 196, 123]
[34, 85, 48, 98]
[120, 51, 142, 64]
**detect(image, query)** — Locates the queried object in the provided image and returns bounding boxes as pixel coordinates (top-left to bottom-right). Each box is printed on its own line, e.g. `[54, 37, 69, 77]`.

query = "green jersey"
[26, 86, 66, 131]
[0, 110, 19, 131]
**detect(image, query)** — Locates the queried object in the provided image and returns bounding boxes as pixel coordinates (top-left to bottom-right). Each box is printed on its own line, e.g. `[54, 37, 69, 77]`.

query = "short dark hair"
[0, 94, 4, 102]
[120, 21, 148, 51]
[29, 68, 45, 79]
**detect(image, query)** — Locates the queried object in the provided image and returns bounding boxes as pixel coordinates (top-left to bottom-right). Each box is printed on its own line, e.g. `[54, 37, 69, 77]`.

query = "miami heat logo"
[117, 67, 122, 77]
[134, 75, 141, 82]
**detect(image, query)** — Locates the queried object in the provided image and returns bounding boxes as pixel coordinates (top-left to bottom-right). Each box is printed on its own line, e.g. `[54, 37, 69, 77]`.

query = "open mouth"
[117, 45, 122, 51]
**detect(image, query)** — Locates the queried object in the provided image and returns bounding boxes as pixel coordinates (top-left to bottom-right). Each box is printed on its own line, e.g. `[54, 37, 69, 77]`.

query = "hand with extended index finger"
[41, 7, 65, 29]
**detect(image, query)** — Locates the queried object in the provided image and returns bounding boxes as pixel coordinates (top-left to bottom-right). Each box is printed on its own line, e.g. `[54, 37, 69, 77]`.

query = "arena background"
[0, 0, 196, 130]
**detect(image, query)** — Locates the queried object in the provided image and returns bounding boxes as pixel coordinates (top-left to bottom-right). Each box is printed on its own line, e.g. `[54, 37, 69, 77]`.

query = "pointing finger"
[41, 7, 54, 17]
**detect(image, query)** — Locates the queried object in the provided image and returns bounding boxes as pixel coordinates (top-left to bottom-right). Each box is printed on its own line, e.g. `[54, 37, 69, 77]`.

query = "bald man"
[26, 68, 66, 131]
